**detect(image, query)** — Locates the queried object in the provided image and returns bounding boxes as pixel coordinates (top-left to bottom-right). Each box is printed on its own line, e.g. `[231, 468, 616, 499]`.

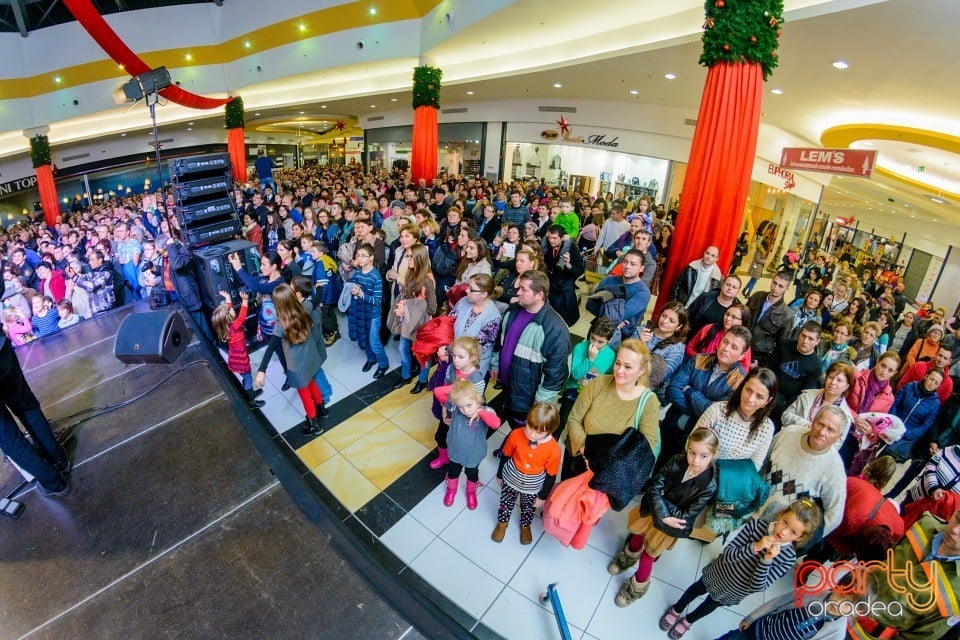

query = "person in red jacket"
[897, 345, 953, 405]
[211, 290, 264, 409]
[35, 261, 66, 303]
[841, 351, 900, 465]
[822, 456, 903, 560]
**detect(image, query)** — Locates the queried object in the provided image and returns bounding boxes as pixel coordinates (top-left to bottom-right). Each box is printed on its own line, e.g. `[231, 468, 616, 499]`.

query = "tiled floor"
[242, 278, 804, 639]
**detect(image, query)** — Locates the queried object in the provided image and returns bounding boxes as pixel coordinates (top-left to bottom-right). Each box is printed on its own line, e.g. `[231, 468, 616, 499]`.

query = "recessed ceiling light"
[390, 97, 397, 102]
[552, 83, 562, 88]
[664, 73, 677, 80]
[832, 60, 849, 69]
[930, 196, 946, 204]
[770, 88, 783, 95]
[188, 121, 194, 125]
[629, 90, 639, 95]
[187, 127, 192, 131]
[120, 133, 126, 137]
[185, 53, 192, 61]
[321, 105, 327, 109]
[299, 111, 304, 114]
[466, 91, 474, 95]
[54, 75, 62, 84]
[369, 7, 377, 15]
[244, 40, 252, 49]
[370, 104, 376, 108]
[254, 112, 260, 116]
[299, 23, 306, 32]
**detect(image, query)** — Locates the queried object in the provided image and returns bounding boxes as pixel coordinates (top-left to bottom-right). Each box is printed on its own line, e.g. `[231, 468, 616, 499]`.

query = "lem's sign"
[780, 147, 878, 178]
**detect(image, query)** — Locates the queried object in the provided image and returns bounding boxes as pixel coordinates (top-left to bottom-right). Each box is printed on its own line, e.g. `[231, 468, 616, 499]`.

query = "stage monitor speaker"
[114, 310, 189, 364]
[193, 239, 260, 308]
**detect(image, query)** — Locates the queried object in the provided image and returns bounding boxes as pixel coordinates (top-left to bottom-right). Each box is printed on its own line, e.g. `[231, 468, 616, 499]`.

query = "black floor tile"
[354, 491, 407, 537]
[384, 457, 447, 512]
[27, 486, 417, 640]
[398, 566, 478, 632]
[342, 514, 406, 575]
[354, 367, 404, 403]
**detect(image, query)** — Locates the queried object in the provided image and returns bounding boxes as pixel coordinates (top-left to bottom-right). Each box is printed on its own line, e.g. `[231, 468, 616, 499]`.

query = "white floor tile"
[439, 484, 539, 583]
[381, 514, 436, 566]
[408, 480, 468, 535]
[258, 396, 305, 434]
[328, 363, 378, 394]
[508, 534, 614, 631]
[581, 502, 634, 558]
[476, 431, 507, 486]
[408, 537, 504, 620]
[649, 537, 705, 591]
[481, 587, 585, 640]
[585, 575, 682, 640]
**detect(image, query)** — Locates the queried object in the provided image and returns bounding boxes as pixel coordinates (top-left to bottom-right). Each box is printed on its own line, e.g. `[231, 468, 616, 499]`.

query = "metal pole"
[148, 95, 164, 190]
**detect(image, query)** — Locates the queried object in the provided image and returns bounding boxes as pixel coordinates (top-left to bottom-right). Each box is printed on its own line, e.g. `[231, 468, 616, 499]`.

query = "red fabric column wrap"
[411, 105, 438, 184]
[35, 164, 60, 227]
[227, 128, 247, 184]
[62, 0, 230, 110]
[656, 62, 763, 316]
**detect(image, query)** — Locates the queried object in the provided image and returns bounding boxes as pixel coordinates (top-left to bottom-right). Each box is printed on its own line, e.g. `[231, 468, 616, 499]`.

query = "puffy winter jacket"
[887, 381, 942, 460]
[493, 303, 571, 415]
[665, 354, 745, 417]
[542, 470, 610, 549]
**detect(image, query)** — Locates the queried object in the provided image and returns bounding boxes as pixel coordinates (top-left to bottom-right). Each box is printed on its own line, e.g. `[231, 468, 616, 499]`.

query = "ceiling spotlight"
[188, 121, 194, 125]
[832, 60, 849, 69]
[321, 105, 327, 109]
[54, 75, 62, 84]
[299, 23, 306, 32]
[254, 112, 260, 116]
[466, 91, 474, 95]
[299, 111, 305, 114]
[120, 133, 127, 137]
[664, 73, 677, 80]
[552, 83, 562, 88]
[187, 127, 192, 131]
[629, 90, 639, 95]
[185, 53, 192, 61]
[244, 40, 252, 49]
[770, 88, 784, 95]
[390, 97, 397, 102]
[370, 104, 376, 108]
[369, 7, 377, 15]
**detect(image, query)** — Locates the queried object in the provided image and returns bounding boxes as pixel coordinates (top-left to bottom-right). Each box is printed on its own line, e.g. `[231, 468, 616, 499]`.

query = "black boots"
[246, 388, 265, 409]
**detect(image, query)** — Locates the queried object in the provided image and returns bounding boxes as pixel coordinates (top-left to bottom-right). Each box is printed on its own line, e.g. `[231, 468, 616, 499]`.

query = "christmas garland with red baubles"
[700, 0, 785, 79]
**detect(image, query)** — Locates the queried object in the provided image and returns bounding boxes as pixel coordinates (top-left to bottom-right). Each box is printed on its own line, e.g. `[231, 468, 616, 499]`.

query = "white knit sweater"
[694, 401, 774, 471]
[760, 424, 848, 535]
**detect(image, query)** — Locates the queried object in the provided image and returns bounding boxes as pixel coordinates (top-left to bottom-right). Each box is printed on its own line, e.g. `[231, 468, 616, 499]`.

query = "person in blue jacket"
[884, 368, 945, 499]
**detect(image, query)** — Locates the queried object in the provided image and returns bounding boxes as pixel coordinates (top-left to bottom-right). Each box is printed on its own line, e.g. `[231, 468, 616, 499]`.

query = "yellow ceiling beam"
[0, 1, 441, 100]
[820, 123, 960, 201]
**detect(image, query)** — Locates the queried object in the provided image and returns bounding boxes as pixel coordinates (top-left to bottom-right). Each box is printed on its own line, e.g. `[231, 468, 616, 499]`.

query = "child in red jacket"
[492, 402, 562, 545]
[212, 290, 264, 409]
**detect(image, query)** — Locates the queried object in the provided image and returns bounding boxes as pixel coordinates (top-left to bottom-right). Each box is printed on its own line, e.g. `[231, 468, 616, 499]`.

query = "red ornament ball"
[722, 44, 730, 52]
[715, 0, 724, 7]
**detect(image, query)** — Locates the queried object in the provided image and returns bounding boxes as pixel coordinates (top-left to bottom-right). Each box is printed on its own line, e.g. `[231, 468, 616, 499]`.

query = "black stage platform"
[0, 303, 425, 640]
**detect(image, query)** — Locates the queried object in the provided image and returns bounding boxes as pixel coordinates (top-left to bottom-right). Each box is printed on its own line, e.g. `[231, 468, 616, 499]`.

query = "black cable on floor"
[52, 359, 211, 431]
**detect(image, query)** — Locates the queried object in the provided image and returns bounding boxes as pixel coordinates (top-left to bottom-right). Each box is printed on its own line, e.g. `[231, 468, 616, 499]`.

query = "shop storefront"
[365, 123, 485, 176]
[504, 122, 670, 203]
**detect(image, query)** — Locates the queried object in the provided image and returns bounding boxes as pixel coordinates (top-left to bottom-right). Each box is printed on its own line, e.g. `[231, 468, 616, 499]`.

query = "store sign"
[768, 163, 796, 190]
[779, 147, 877, 177]
[0, 175, 37, 196]
[540, 127, 620, 148]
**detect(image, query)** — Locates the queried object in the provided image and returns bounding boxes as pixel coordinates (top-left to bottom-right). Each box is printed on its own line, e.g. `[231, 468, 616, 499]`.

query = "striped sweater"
[700, 518, 798, 606]
[908, 445, 960, 502]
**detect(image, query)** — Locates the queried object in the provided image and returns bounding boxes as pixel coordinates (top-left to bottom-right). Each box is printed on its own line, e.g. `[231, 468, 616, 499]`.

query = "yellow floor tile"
[369, 388, 419, 419]
[311, 454, 380, 512]
[296, 436, 337, 470]
[390, 394, 440, 448]
[341, 422, 430, 490]
[322, 406, 388, 451]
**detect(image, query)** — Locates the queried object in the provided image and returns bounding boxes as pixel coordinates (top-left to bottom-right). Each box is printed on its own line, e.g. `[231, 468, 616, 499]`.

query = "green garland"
[225, 96, 245, 129]
[700, 0, 785, 80]
[412, 66, 442, 109]
[29, 134, 51, 168]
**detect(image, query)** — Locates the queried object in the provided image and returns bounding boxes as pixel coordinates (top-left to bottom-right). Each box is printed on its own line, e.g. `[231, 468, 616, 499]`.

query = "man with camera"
[137, 239, 165, 305]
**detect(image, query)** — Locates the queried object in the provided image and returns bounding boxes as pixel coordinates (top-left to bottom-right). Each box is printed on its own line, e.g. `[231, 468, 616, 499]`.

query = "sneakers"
[316, 403, 330, 419]
[607, 541, 643, 575]
[373, 367, 388, 379]
[614, 576, 650, 607]
[301, 416, 321, 435]
[39, 479, 71, 497]
[491, 522, 508, 543]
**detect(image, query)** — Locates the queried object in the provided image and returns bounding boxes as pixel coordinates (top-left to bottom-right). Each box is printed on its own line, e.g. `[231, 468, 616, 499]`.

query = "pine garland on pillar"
[700, 0, 784, 79]
[30, 134, 60, 226]
[225, 96, 247, 184]
[410, 66, 442, 183]
[656, 0, 783, 316]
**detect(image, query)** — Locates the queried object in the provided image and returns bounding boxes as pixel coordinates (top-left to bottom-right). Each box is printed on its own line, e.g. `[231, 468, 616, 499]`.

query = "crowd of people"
[6, 159, 960, 639]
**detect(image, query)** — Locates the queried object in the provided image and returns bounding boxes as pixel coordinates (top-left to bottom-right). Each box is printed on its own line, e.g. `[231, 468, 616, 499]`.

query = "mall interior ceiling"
[0, 0, 957, 232]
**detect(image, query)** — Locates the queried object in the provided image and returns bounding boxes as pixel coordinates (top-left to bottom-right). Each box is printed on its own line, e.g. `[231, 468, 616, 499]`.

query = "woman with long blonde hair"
[393, 243, 438, 389]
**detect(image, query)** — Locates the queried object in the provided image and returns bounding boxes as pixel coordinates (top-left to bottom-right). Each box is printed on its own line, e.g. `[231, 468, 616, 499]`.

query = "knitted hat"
[928, 324, 945, 337]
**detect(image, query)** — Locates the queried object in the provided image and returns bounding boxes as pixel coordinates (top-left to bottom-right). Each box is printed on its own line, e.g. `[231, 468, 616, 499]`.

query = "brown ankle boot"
[491, 522, 508, 543]
[519, 525, 532, 545]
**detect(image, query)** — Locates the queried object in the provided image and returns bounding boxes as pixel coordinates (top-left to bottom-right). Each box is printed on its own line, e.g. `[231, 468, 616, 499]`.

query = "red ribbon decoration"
[62, 0, 231, 110]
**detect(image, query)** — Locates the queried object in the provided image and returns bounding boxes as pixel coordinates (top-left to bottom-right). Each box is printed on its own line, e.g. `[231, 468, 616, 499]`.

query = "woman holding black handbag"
[562, 339, 661, 510]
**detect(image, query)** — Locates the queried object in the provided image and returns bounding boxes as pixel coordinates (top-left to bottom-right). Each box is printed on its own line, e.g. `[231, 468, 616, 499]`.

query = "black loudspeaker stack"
[169, 153, 241, 249]
[114, 309, 189, 364]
